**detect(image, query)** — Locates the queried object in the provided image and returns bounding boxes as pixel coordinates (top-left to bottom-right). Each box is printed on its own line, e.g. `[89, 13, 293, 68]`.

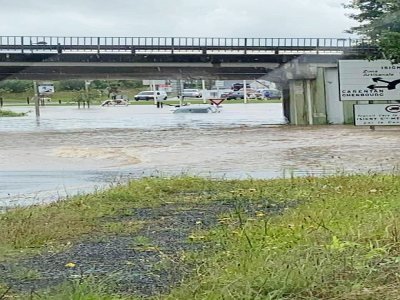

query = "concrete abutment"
[285, 65, 355, 125]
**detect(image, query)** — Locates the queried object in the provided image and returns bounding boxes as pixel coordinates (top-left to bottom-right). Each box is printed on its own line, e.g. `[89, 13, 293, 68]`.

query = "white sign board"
[339, 60, 400, 101]
[354, 104, 400, 126]
[215, 80, 224, 88]
[142, 80, 166, 86]
[37, 84, 54, 94]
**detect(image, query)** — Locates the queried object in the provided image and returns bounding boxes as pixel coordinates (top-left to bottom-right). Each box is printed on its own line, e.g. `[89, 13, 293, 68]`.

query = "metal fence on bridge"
[0, 36, 376, 55]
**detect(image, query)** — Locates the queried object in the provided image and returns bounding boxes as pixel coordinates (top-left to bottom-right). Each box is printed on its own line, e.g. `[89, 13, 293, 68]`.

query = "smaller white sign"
[142, 80, 166, 86]
[215, 80, 224, 88]
[354, 104, 400, 126]
[38, 84, 54, 94]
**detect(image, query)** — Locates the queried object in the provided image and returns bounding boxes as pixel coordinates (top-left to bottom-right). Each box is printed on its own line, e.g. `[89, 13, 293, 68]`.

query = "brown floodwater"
[1, 104, 399, 207]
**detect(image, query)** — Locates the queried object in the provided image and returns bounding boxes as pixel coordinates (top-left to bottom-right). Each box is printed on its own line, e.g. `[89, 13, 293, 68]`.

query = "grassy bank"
[0, 109, 26, 117]
[2, 175, 399, 299]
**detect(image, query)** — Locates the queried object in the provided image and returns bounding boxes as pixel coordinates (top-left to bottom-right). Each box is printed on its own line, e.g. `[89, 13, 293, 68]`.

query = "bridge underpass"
[0, 36, 377, 125]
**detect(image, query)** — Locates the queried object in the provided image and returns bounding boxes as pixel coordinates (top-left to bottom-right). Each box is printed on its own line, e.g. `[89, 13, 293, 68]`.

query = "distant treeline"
[0, 80, 145, 93]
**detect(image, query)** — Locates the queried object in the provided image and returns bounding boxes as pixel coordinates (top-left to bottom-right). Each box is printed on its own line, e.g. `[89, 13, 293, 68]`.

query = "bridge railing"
[0, 36, 376, 55]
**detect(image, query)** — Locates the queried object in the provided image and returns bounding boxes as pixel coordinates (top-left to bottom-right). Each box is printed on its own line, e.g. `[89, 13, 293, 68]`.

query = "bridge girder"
[0, 53, 358, 81]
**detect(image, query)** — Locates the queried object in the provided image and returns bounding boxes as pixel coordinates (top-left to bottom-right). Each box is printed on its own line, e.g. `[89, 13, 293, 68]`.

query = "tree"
[345, 0, 400, 61]
[345, 0, 400, 38]
[106, 82, 120, 98]
[118, 80, 143, 89]
[379, 32, 400, 62]
[58, 80, 85, 91]
[90, 80, 109, 90]
[0, 80, 32, 93]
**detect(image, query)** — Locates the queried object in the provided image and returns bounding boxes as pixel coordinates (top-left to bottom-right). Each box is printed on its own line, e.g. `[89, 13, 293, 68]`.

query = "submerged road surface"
[1, 103, 399, 207]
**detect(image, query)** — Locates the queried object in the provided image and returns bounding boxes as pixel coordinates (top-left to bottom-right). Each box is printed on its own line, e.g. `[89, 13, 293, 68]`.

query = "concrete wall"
[313, 68, 328, 125]
[324, 68, 344, 124]
[288, 68, 328, 125]
[288, 66, 375, 125]
[289, 80, 307, 125]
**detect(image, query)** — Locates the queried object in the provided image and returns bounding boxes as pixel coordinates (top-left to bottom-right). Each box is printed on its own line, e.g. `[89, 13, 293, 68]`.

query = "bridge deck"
[0, 36, 378, 80]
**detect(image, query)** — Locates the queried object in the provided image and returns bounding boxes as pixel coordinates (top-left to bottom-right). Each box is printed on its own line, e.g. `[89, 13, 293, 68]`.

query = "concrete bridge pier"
[264, 62, 332, 125]
[285, 67, 329, 125]
[284, 65, 369, 125]
[281, 84, 290, 123]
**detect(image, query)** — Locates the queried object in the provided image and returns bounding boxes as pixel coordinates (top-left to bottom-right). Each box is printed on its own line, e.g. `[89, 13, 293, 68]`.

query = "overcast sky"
[0, 0, 358, 37]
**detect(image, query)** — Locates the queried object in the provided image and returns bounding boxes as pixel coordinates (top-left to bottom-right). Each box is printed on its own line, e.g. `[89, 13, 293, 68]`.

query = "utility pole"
[243, 80, 247, 104]
[202, 79, 206, 104]
[33, 81, 40, 117]
[85, 80, 91, 108]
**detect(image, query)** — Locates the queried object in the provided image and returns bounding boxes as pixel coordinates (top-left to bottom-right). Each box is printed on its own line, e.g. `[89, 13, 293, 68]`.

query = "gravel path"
[0, 199, 292, 297]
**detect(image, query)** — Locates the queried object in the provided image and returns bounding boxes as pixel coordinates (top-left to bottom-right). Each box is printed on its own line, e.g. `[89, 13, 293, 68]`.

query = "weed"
[8, 266, 41, 281]
[2, 175, 400, 299]
[41, 276, 125, 300]
[0, 109, 26, 117]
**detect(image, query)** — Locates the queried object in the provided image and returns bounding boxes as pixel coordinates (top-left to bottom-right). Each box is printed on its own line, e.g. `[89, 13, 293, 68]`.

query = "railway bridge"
[0, 36, 378, 124]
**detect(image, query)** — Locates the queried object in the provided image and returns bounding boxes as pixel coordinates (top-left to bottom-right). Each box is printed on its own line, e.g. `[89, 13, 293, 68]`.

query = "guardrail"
[0, 36, 376, 55]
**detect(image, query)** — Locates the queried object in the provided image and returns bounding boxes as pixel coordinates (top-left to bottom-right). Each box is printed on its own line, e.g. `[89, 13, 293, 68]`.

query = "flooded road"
[1, 103, 400, 207]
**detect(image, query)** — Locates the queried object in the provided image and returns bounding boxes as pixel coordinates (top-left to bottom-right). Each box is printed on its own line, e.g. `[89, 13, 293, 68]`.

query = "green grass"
[0, 109, 26, 117]
[0, 177, 228, 260]
[38, 277, 124, 300]
[167, 175, 400, 299]
[2, 175, 399, 299]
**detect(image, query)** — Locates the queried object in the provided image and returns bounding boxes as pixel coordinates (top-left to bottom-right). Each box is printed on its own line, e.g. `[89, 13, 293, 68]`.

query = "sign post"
[202, 80, 206, 104]
[339, 60, 400, 128]
[354, 104, 400, 126]
[339, 60, 400, 102]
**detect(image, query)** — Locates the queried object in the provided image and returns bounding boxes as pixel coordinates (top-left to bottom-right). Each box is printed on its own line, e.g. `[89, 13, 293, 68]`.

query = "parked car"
[182, 89, 202, 98]
[226, 89, 261, 100]
[231, 82, 251, 91]
[220, 91, 231, 99]
[257, 89, 282, 99]
[134, 91, 168, 101]
[226, 91, 245, 100]
[239, 88, 262, 99]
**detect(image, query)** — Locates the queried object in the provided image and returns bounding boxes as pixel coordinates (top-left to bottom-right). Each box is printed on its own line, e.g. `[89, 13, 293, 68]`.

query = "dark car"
[226, 91, 245, 100]
[231, 83, 251, 91]
[220, 91, 231, 99]
[263, 89, 282, 99]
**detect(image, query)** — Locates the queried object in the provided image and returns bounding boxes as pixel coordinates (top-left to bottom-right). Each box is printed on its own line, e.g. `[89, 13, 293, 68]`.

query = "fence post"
[97, 37, 100, 55]
[0, 97, 3, 107]
[21, 36, 24, 54]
